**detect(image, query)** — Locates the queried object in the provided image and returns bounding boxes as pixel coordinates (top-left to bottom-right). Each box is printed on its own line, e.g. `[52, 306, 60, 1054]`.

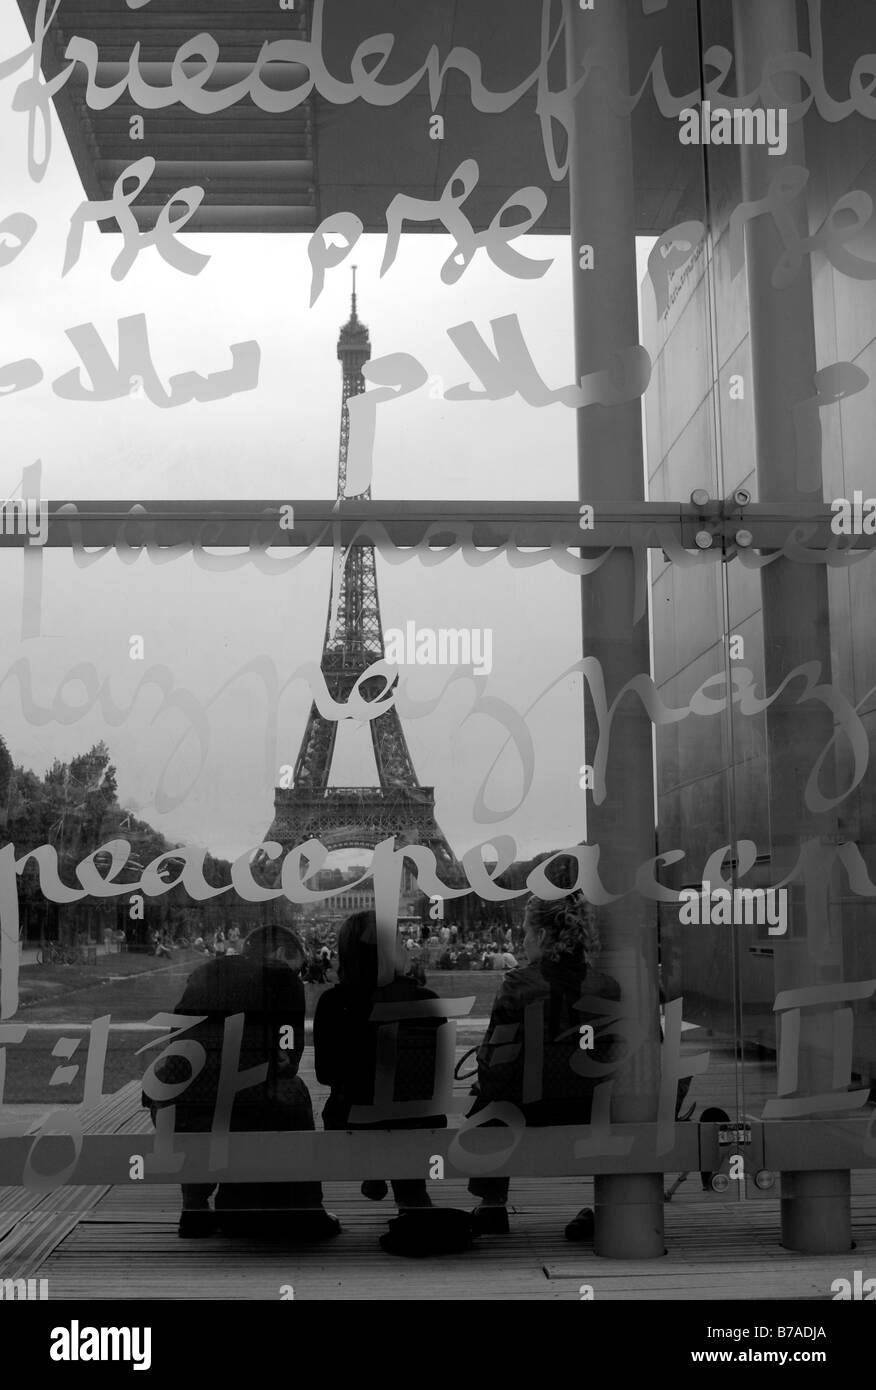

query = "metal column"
[564, 0, 664, 1259]
[732, 0, 851, 1253]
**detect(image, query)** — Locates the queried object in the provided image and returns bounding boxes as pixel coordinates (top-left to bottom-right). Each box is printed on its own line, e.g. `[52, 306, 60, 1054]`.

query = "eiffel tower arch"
[268, 787, 461, 875]
[254, 276, 464, 900]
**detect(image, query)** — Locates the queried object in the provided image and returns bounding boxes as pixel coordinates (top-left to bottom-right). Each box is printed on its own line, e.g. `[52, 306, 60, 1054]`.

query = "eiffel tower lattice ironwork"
[256, 276, 463, 883]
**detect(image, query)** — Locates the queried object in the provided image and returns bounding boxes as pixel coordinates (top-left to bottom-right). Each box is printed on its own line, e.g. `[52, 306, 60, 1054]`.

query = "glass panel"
[642, 4, 747, 1201]
[697, 0, 876, 1219]
[0, 0, 748, 1246]
[0, 537, 600, 1187]
[7, 0, 875, 1284]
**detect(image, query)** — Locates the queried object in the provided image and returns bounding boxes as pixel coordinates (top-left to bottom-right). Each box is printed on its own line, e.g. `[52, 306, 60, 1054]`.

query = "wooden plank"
[0, 1082, 147, 1278]
[23, 1169, 876, 1301]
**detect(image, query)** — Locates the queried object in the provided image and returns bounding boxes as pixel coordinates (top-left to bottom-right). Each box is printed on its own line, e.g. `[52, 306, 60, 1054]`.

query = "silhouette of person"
[143, 924, 339, 1240]
[467, 894, 621, 1240]
[314, 910, 447, 1215]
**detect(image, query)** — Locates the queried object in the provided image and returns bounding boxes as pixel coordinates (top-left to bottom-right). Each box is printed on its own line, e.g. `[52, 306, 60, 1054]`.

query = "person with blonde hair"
[467, 892, 621, 1240]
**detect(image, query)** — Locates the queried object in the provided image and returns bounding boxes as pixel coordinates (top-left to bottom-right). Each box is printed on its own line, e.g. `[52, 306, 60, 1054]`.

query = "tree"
[2, 738, 232, 945]
[0, 734, 13, 834]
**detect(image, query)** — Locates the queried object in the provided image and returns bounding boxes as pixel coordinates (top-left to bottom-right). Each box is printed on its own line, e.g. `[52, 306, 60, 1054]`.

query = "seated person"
[467, 893, 621, 1241]
[406, 957, 427, 987]
[152, 929, 172, 960]
[143, 924, 338, 1240]
[314, 910, 446, 1220]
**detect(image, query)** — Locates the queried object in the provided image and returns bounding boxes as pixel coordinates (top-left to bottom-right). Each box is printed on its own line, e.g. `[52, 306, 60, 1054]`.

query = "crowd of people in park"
[143, 895, 617, 1256]
[191, 924, 242, 958]
[183, 920, 522, 981]
[403, 926, 521, 974]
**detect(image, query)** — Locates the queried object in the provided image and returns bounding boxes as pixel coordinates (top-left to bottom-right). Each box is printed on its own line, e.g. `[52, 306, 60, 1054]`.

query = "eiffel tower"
[256, 275, 462, 889]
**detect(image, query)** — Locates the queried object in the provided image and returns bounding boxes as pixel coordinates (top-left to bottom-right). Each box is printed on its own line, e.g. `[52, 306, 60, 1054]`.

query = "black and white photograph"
[0, 0, 874, 1348]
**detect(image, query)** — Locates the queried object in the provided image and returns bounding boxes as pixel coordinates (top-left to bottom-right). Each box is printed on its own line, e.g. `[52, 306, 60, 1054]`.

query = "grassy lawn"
[2, 966, 502, 1104]
[13, 949, 202, 1016]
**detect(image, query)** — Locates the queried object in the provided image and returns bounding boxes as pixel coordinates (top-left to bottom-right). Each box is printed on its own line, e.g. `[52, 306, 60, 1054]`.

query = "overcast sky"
[0, 4, 656, 865]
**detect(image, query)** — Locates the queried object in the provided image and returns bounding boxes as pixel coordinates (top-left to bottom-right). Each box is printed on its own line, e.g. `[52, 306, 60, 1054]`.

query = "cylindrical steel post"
[564, 0, 663, 1259]
[593, 1172, 666, 1259]
[732, 0, 851, 1253]
[780, 1171, 852, 1254]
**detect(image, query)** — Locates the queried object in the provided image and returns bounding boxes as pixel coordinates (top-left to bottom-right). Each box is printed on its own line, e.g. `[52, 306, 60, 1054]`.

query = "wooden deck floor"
[3, 1040, 875, 1300]
[26, 1174, 876, 1302]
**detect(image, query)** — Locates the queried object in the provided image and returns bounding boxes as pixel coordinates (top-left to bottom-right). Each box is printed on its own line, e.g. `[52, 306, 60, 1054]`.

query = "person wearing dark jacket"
[314, 910, 447, 1213]
[143, 924, 339, 1239]
[467, 893, 622, 1240]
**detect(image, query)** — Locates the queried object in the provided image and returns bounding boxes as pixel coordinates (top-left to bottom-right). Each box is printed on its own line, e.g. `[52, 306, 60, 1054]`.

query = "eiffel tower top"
[337, 266, 371, 362]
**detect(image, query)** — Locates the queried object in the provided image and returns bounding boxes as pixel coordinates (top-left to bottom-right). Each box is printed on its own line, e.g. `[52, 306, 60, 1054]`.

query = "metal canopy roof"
[16, 0, 709, 235]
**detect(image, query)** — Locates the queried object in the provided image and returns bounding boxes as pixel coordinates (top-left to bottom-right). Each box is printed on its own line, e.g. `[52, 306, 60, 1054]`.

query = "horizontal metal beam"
[95, 159, 314, 181]
[0, 1124, 699, 1186]
[0, 1119, 872, 1186]
[67, 61, 312, 92]
[0, 500, 870, 553]
[121, 206, 318, 231]
[763, 1121, 876, 1171]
